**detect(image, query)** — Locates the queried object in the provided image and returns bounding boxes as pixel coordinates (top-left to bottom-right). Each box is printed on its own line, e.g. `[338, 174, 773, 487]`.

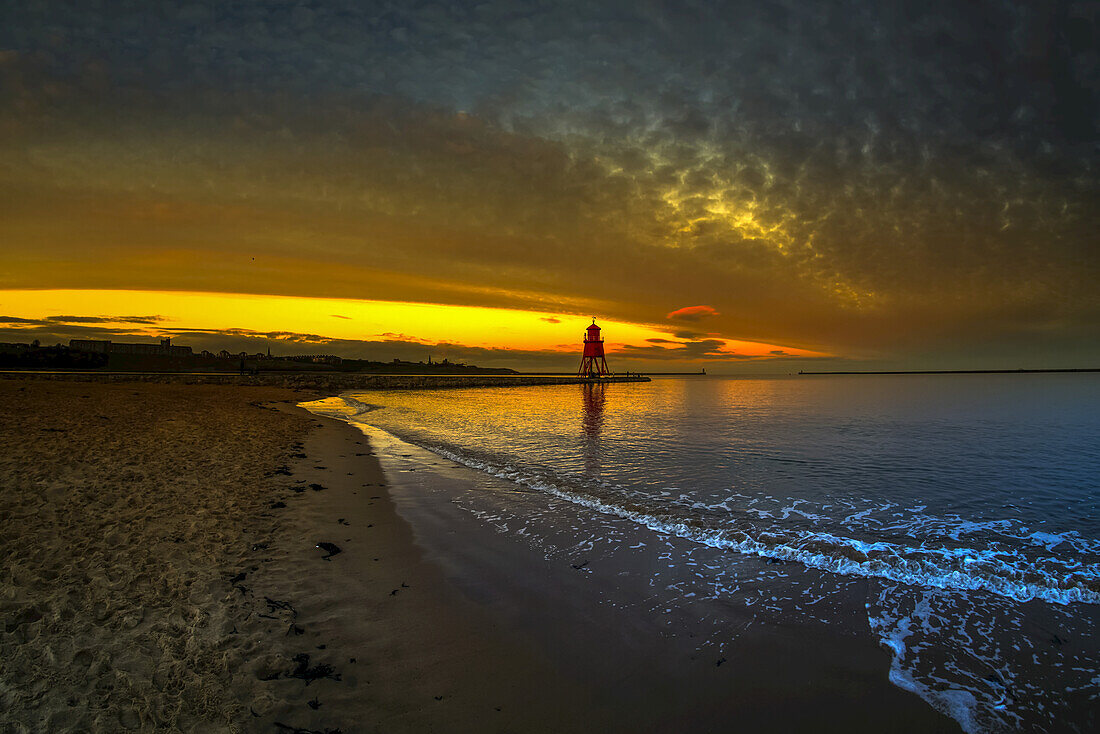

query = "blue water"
[305, 374, 1100, 732]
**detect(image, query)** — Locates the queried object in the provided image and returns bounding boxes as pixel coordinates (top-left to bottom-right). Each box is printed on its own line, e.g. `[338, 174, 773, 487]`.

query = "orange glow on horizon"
[0, 289, 827, 362]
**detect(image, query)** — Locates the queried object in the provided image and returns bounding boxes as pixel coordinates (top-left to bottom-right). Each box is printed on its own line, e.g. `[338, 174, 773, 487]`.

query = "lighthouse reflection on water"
[581, 382, 606, 475]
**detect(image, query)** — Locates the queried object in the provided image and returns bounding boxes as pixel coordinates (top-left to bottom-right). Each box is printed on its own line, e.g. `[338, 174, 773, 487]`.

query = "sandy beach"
[1, 378, 958, 732]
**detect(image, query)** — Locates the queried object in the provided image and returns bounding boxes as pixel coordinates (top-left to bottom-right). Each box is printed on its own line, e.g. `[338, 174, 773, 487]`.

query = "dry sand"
[1, 380, 321, 731]
[1, 378, 958, 733]
[0, 379, 598, 733]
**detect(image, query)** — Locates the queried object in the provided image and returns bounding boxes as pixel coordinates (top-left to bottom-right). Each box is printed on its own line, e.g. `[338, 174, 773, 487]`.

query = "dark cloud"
[331, 314, 351, 320]
[43, 315, 162, 324]
[539, 317, 561, 323]
[0, 1, 1096, 367]
[619, 339, 756, 361]
[0, 320, 820, 372]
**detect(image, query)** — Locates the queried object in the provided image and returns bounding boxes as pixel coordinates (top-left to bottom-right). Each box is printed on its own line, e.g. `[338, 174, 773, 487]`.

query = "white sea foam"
[353, 421, 1099, 607]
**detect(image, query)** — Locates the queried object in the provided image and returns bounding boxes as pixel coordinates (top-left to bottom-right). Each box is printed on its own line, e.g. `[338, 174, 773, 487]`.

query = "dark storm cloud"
[1, 1, 1097, 366]
[619, 339, 757, 360]
[0, 321, 587, 370]
[0, 315, 162, 326]
[43, 315, 163, 324]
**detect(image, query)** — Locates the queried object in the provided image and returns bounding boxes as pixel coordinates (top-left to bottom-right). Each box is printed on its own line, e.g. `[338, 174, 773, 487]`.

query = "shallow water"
[305, 374, 1100, 732]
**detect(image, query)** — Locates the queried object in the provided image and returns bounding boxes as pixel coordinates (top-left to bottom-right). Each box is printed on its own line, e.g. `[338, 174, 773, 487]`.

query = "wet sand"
[0, 379, 957, 732]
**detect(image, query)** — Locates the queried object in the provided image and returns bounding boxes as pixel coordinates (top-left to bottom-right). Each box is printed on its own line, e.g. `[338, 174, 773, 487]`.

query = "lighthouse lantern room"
[578, 319, 611, 378]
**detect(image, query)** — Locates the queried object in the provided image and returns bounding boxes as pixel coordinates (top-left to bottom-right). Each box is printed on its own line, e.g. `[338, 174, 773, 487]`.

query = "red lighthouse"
[578, 319, 610, 378]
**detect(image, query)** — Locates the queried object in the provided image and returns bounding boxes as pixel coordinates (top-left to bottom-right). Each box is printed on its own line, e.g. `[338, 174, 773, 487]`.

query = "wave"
[300, 395, 381, 419]
[433, 445, 1097, 605]
[339, 395, 381, 417]
[317, 397, 1100, 607]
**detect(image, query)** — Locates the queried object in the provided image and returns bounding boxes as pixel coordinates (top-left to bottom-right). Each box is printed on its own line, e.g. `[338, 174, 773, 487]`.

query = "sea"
[303, 374, 1100, 733]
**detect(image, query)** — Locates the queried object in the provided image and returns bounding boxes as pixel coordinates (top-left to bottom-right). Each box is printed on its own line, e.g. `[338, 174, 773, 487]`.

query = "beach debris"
[288, 624, 305, 636]
[273, 466, 293, 476]
[291, 452, 307, 459]
[252, 543, 269, 551]
[716, 657, 727, 667]
[309, 483, 326, 492]
[337, 518, 349, 526]
[317, 644, 326, 649]
[229, 572, 247, 584]
[434, 695, 444, 701]
[265, 597, 299, 619]
[389, 589, 400, 596]
[401, 582, 409, 588]
[571, 560, 590, 570]
[316, 542, 342, 560]
[273, 722, 343, 734]
[270, 501, 287, 509]
[286, 653, 341, 685]
[307, 698, 321, 710]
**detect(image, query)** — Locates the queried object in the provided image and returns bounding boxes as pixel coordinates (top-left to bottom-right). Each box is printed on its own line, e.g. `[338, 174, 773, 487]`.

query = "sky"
[1, 1, 1097, 371]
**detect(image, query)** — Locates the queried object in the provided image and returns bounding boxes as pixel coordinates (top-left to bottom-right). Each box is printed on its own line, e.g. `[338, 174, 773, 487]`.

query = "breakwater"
[0, 371, 646, 391]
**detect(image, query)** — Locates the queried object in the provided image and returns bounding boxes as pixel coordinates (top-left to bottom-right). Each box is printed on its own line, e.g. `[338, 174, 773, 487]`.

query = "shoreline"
[299, 402, 960, 733]
[2, 379, 958, 732]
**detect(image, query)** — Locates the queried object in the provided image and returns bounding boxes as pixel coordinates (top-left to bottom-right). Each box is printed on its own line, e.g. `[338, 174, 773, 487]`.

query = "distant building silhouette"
[69, 337, 192, 357]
